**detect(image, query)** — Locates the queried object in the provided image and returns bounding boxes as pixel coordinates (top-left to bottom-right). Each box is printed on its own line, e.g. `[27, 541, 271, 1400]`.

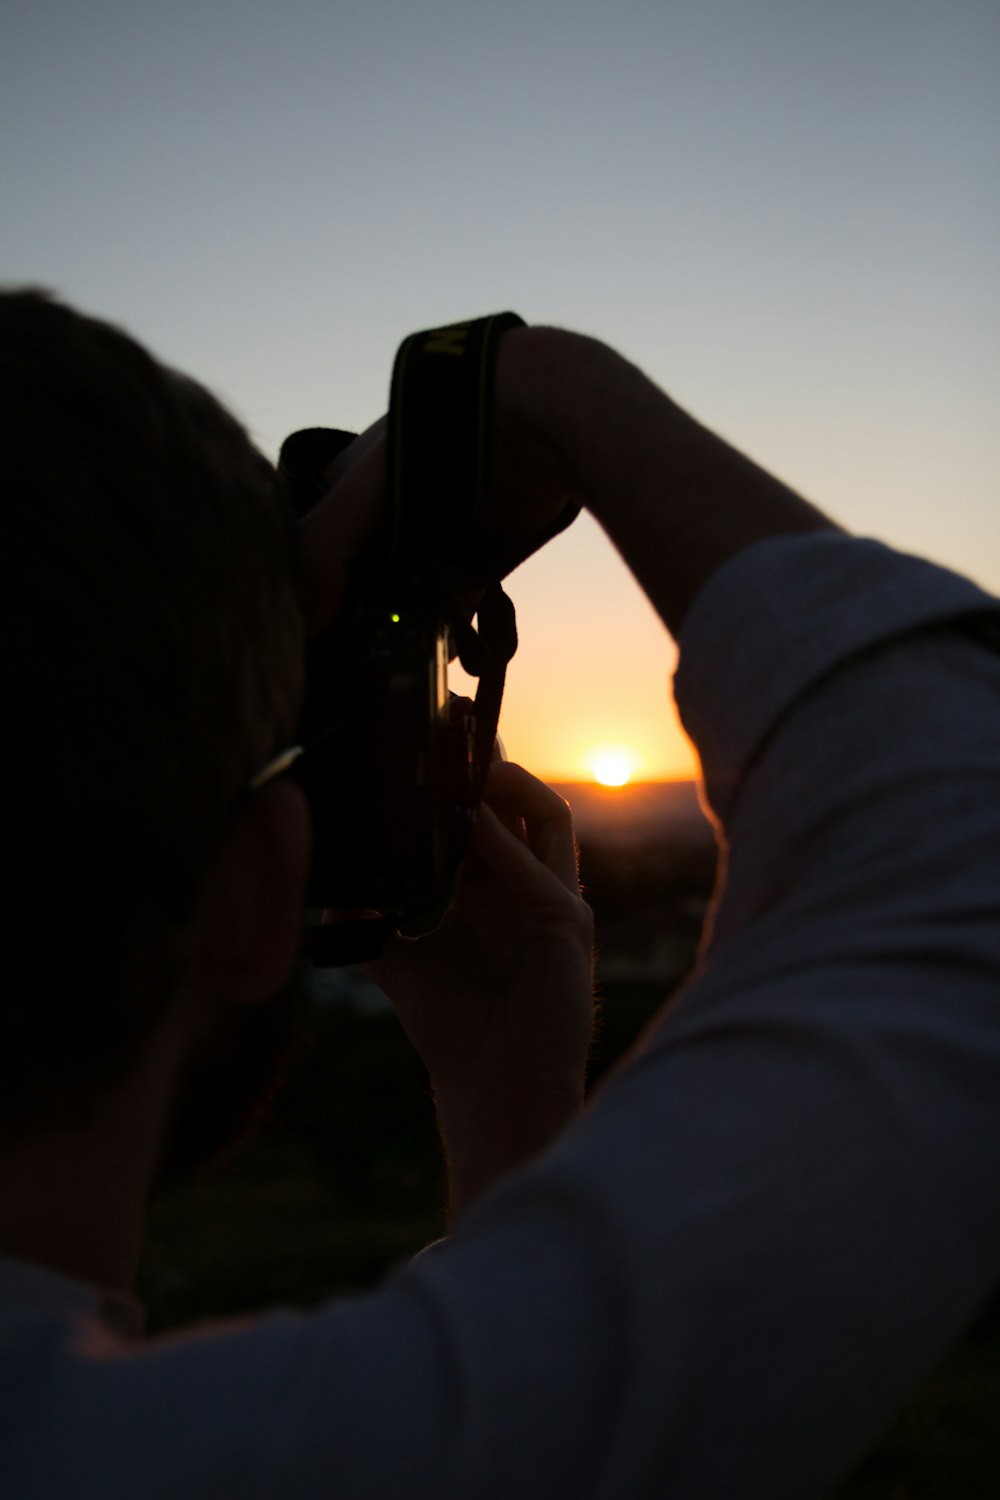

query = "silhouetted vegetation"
[137, 972, 672, 1335]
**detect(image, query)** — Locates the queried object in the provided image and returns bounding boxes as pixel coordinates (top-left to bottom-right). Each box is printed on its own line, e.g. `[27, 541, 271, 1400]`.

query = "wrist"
[434, 1076, 584, 1222]
[507, 327, 836, 637]
[500, 326, 669, 507]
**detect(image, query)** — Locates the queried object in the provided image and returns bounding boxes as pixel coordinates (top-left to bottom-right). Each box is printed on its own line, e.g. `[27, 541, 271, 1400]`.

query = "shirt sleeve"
[9, 534, 1000, 1500]
[407, 533, 1000, 1498]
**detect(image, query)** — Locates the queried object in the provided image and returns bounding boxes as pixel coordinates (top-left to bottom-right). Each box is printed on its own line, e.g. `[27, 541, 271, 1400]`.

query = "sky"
[3, 0, 997, 780]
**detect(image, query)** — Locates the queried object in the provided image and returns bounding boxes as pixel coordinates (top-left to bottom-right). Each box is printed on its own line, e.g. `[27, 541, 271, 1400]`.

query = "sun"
[589, 748, 636, 787]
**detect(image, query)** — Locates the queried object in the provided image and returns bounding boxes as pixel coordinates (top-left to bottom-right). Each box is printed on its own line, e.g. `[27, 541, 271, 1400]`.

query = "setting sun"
[589, 749, 637, 787]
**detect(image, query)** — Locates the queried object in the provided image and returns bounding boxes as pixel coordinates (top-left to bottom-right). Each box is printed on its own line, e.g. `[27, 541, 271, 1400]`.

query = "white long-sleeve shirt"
[3, 532, 999, 1498]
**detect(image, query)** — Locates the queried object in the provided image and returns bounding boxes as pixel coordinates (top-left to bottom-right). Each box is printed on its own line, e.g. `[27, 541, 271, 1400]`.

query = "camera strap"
[386, 313, 533, 809]
[386, 312, 579, 581]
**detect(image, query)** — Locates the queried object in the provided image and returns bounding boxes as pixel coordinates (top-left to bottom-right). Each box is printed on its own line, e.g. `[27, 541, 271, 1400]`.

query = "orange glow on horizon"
[449, 534, 701, 784]
[455, 645, 700, 783]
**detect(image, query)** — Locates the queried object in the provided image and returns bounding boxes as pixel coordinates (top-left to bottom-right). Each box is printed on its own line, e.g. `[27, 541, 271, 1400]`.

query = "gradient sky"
[3, 0, 997, 778]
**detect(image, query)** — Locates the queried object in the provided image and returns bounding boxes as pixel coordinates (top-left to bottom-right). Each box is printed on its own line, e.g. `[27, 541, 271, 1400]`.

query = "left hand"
[366, 760, 595, 1218]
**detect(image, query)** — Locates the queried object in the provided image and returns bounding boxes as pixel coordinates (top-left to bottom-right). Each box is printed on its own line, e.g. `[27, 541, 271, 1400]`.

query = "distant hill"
[548, 779, 713, 848]
[308, 780, 719, 1005]
[546, 781, 718, 987]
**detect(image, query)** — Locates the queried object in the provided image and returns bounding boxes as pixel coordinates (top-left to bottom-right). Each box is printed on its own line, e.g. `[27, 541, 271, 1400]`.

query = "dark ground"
[137, 832, 1000, 1496]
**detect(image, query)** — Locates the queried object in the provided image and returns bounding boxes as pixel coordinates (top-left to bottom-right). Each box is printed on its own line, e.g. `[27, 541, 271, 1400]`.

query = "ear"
[194, 780, 311, 1003]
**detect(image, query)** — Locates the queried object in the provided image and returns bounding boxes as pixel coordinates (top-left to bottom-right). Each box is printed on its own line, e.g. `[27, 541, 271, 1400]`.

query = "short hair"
[0, 290, 304, 1132]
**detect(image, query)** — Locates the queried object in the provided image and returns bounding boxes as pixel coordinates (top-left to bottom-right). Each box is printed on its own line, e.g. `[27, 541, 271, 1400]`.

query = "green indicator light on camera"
[390, 612, 401, 624]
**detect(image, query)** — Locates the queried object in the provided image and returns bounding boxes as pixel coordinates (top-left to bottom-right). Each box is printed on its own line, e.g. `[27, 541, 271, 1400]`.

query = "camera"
[278, 315, 576, 966]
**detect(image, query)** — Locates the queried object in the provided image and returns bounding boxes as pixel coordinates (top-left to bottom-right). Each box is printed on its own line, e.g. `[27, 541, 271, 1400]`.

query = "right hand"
[365, 758, 595, 1216]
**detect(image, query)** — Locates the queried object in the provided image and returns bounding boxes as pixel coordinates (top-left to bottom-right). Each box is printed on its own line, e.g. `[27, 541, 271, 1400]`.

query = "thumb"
[298, 421, 387, 635]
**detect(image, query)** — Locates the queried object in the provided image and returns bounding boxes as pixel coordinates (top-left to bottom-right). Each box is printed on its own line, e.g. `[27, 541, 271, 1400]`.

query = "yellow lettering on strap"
[423, 325, 469, 356]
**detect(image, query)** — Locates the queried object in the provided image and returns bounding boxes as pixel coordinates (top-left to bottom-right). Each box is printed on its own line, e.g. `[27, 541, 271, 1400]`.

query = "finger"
[299, 420, 387, 636]
[322, 415, 387, 488]
[472, 802, 579, 911]
[481, 762, 580, 893]
[476, 736, 527, 843]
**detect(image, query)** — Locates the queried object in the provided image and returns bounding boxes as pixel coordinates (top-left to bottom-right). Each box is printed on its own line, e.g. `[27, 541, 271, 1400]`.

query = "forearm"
[501, 328, 838, 637]
[435, 1078, 585, 1224]
[434, 332, 832, 1217]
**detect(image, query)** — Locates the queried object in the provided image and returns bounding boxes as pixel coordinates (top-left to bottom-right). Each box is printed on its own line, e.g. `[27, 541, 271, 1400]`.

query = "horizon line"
[538, 775, 698, 787]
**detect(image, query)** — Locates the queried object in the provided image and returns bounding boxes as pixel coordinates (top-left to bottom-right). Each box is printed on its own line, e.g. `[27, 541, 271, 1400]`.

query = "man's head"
[0, 290, 308, 1151]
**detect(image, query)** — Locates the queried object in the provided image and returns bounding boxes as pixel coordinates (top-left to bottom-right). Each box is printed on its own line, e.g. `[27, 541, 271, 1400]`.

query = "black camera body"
[279, 314, 575, 965]
[293, 556, 478, 929]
